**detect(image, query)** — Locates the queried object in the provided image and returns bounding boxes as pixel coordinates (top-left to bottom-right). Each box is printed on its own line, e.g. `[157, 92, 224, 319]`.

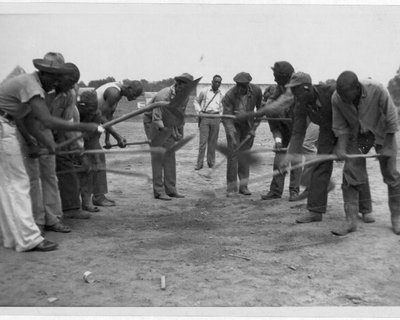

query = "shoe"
[226, 191, 236, 198]
[207, 162, 214, 168]
[289, 191, 299, 202]
[45, 222, 71, 233]
[82, 205, 100, 212]
[362, 213, 375, 223]
[155, 194, 171, 201]
[290, 189, 309, 201]
[63, 209, 91, 219]
[36, 224, 45, 236]
[296, 212, 322, 223]
[331, 222, 357, 236]
[239, 187, 252, 195]
[92, 198, 116, 207]
[29, 239, 58, 252]
[194, 165, 203, 171]
[392, 216, 400, 235]
[261, 192, 281, 200]
[167, 193, 185, 198]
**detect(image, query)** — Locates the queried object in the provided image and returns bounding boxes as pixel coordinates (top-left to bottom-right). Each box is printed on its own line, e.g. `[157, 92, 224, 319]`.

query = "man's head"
[124, 80, 143, 101]
[271, 61, 294, 86]
[77, 89, 98, 115]
[286, 72, 314, 104]
[33, 52, 78, 92]
[336, 71, 361, 104]
[211, 75, 222, 91]
[233, 72, 252, 95]
[174, 73, 194, 93]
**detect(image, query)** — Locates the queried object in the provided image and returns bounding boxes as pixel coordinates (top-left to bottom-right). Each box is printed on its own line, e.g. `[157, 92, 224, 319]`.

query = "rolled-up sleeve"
[379, 84, 398, 134]
[331, 91, 351, 137]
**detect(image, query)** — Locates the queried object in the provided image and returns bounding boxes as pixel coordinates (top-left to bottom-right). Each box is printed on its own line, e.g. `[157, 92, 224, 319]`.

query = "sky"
[1, 1, 400, 86]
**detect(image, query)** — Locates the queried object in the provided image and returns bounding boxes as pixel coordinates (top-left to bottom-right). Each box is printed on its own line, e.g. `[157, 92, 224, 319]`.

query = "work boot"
[92, 194, 116, 207]
[391, 214, 400, 235]
[362, 213, 375, 223]
[331, 208, 358, 236]
[261, 191, 281, 200]
[289, 191, 299, 202]
[63, 209, 91, 219]
[296, 211, 322, 223]
[290, 188, 308, 201]
[239, 187, 252, 196]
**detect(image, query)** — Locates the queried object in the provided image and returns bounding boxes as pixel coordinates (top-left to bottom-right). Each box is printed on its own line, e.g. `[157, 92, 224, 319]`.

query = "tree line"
[78, 70, 400, 108]
[78, 77, 175, 93]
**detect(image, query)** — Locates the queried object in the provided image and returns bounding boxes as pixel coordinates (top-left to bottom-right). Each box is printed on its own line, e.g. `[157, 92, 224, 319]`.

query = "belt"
[202, 111, 220, 114]
[0, 109, 14, 121]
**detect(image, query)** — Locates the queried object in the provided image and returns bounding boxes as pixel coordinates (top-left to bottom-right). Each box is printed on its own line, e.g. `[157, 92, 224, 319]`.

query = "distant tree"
[319, 79, 336, 86]
[88, 76, 116, 89]
[387, 67, 400, 107]
[77, 80, 87, 88]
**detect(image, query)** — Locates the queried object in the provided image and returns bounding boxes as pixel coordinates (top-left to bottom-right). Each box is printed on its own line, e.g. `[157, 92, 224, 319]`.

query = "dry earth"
[1, 119, 400, 315]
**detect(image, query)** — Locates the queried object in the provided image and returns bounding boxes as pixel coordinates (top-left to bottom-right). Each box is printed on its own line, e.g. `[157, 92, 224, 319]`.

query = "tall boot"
[331, 205, 358, 236]
[392, 213, 400, 235]
[331, 180, 358, 236]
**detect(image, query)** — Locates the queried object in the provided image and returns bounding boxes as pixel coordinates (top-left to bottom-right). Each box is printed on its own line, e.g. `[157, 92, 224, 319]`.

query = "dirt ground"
[1, 120, 400, 313]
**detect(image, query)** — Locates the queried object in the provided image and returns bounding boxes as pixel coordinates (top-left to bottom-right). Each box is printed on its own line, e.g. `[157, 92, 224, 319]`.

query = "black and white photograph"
[1, 0, 400, 317]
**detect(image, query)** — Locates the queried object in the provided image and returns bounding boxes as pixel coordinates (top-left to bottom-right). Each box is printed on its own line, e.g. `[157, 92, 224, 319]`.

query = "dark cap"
[271, 61, 294, 75]
[233, 72, 252, 84]
[285, 72, 312, 88]
[174, 73, 194, 83]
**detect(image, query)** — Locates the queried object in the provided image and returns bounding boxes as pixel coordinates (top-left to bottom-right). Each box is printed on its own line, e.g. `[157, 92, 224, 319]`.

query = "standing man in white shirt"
[193, 75, 224, 170]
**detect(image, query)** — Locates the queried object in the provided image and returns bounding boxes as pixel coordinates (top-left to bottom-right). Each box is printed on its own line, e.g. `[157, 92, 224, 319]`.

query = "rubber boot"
[392, 213, 400, 235]
[331, 180, 358, 236]
[331, 206, 358, 236]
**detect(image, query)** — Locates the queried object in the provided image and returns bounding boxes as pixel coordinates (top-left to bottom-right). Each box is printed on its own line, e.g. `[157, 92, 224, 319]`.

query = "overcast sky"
[1, 1, 400, 86]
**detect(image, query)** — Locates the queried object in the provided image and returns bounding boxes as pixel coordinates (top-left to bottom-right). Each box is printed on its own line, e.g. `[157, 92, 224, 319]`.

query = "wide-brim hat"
[174, 73, 194, 83]
[33, 58, 76, 75]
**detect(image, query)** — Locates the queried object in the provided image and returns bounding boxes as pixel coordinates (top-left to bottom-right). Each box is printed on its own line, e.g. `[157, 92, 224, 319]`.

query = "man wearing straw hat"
[0, 53, 100, 252]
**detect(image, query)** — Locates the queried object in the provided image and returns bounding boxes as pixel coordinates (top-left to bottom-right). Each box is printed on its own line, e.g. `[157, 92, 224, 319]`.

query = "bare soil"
[1, 121, 400, 311]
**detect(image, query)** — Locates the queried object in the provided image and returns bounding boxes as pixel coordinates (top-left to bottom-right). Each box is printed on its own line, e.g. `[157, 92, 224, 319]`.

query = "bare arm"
[29, 96, 98, 133]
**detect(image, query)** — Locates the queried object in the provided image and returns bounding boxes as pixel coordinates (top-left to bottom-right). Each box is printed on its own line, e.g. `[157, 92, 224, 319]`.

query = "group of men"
[0, 52, 143, 252]
[0, 53, 399, 253]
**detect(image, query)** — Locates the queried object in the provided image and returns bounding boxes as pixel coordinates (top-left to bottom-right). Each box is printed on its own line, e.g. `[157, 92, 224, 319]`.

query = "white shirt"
[193, 87, 223, 114]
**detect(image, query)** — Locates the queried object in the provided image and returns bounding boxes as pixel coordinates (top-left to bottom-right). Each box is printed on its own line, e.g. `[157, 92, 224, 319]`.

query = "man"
[94, 80, 143, 206]
[193, 75, 223, 170]
[0, 54, 99, 252]
[257, 61, 302, 201]
[284, 72, 373, 224]
[143, 73, 193, 200]
[21, 52, 76, 232]
[331, 71, 400, 236]
[221, 72, 262, 197]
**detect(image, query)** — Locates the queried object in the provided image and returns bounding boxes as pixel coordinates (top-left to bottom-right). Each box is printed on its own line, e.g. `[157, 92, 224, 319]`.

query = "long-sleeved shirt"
[288, 84, 337, 155]
[263, 84, 295, 145]
[193, 87, 223, 114]
[331, 79, 398, 145]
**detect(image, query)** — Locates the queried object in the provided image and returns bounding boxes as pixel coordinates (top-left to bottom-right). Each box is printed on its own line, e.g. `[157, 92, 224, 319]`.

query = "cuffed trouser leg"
[0, 120, 43, 252]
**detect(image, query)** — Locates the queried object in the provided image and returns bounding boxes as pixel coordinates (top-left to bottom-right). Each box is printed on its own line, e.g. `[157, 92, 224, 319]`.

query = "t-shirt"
[0, 72, 45, 119]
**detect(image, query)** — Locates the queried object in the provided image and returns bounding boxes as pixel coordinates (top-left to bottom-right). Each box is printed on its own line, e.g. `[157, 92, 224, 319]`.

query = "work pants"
[0, 118, 43, 251]
[24, 151, 62, 226]
[196, 117, 220, 168]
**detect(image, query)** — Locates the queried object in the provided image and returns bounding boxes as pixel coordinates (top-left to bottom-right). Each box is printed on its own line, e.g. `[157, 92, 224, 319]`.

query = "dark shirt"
[222, 83, 262, 131]
[288, 84, 336, 155]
